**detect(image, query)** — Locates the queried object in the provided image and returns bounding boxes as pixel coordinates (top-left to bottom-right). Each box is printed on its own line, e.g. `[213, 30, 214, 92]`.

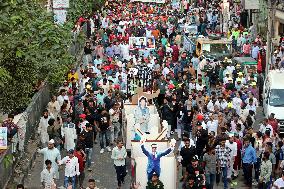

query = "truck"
[263, 70, 284, 133]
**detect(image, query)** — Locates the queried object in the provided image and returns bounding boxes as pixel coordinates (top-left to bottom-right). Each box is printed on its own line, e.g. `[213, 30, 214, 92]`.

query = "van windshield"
[269, 89, 284, 106]
[202, 43, 231, 54]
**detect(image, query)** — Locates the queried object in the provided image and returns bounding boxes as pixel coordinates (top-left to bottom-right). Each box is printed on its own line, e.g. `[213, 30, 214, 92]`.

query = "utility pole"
[266, 0, 277, 75]
[266, 0, 272, 76]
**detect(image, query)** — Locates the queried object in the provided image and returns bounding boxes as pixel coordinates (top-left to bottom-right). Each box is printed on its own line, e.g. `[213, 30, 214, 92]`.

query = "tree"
[0, 0, 101, 113]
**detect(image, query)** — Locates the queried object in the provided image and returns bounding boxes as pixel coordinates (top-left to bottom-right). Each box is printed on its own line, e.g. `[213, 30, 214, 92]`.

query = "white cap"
[228, 133, 234, 138]
[64, 96, 69, 101]
[48, 139, 55, 144]
[151, 144, 158, 148]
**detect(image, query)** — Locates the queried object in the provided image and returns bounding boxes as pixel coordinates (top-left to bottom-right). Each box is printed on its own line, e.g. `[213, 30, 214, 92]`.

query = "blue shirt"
[106, 46, 114, 57]
[242, 144, 257, 164]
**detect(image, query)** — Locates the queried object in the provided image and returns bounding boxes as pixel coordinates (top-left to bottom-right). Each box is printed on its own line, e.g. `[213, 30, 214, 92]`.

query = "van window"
[269, 89, 284, 106]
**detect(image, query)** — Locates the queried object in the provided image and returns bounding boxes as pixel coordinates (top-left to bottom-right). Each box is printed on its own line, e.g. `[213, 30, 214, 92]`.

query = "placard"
[129, 37, 155, 50]
[53, 0, 69, 8]
[0, 127, 8, 150]
[146, 37, 155, 49]
[244, 0, 259, 10]
[53, 9, 67, 25]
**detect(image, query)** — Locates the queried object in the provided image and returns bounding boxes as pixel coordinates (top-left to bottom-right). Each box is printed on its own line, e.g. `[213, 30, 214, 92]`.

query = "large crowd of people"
[3, 0, 284, 188]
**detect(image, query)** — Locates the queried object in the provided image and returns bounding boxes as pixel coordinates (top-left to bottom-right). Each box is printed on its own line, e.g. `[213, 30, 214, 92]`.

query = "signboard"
[131, 0, 165, 3]
[0, 127, 8, 150]
[53, 9, 67, 25]
[53, 0, 69, 8]
[129, 37, 155, 50]
[244, 0, 259, 10]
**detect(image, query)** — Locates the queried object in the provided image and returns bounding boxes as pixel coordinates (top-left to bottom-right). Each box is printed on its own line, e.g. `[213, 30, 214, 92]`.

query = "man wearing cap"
[235, 78, 243, 91]
[78, 114, 89, 133]
[195, 121, 208, 158]
[186, 154, 205, 179]
[38, 139, 61, 179]
[223, 72, 231, 84]
[146, 172, 164, 189]
[140, 139, 175, 181]
[58, 149, 80, 188]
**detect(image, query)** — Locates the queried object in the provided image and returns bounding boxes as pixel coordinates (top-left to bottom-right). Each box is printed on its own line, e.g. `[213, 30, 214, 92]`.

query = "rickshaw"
[232, 57, 257, 76]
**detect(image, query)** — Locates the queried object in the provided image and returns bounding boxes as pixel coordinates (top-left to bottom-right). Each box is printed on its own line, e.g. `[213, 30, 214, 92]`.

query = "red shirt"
[268, 119, 278, 134]
[74, 150, 85, 172]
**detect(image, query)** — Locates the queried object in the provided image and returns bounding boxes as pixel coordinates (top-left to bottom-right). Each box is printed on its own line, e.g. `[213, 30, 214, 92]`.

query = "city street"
[25, 106, 263, 189]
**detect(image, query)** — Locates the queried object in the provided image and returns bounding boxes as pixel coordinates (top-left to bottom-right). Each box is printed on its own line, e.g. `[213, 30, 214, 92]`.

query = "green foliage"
[0, 0, 102, 113]
[3, 154, 13, 169]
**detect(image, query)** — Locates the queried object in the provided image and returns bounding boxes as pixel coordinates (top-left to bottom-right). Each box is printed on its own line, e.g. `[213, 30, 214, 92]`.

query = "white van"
[263, 70, 284, 133]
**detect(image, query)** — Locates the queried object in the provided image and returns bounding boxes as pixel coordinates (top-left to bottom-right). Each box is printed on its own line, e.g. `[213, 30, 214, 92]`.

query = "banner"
[131, 0, 165, 3]
[53, 0, 69, 8]
[129, 37, 155, 50]
[0, 127, 8, 150]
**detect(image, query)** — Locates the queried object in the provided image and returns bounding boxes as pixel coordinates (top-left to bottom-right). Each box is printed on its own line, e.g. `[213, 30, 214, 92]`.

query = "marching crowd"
[3, 0, 284, 188]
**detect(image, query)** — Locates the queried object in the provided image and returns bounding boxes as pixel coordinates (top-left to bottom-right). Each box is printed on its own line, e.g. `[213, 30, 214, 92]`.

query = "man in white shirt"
[206, 113, 218, 136]
[57, 89, 67, 107]
[245, 93, 258, 107]
[245, 99, 256, 113]
[162, 66, 170, 76]
[232, 92, 243, 115]
[61, 117, 77, 151]
[225, 133, 238, 180]
[38, 109, 54, 147]
[58, 149, 80, 189]
[111, 140, 127, 188]
[259, 119, 273, 137]
[41, 159, 56, 189]
[273, 170, 284, 188]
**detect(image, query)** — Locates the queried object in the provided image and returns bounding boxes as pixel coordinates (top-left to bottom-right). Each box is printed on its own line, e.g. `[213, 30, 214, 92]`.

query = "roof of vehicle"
[233, 57, 257, 65]
[268, 70, 284, 89]
[196, 38, 232, 44]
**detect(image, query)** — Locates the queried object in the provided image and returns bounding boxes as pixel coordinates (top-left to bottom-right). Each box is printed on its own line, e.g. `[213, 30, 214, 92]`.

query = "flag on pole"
[257, 52, 262, 73]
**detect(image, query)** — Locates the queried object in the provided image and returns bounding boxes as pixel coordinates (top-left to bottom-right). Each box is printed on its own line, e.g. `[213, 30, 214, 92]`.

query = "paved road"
[25, 143, 132, 189]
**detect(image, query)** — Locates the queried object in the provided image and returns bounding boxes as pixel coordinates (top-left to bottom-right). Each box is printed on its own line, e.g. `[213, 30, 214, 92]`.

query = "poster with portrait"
[146, 37, 155, 49]
[0, 127, 8, 150]
[53, 9, 67, 25]
[129, 37, 147, 50]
